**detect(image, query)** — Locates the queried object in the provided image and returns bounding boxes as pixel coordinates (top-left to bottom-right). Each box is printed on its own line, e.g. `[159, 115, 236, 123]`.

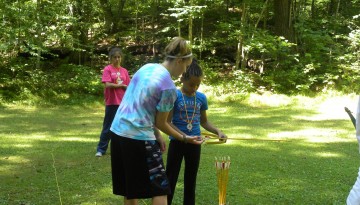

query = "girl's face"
[181, 75, 202, 96]
[173, 58, 192, 78]
[111, 52, 122, 67]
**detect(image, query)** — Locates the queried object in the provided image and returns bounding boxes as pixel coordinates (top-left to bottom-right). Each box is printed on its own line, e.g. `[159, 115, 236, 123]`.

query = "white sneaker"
[95, 152, 102, 157]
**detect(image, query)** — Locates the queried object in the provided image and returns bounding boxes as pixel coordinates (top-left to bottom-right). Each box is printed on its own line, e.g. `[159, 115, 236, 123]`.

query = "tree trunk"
[99, 0, 114, 33]
[99, 0, 126, 34]
[274, 0, 294, 42]
[113, 0, 126, 33]
[189, 15, 193, 45]
[311, 0, 316, 19]
[335, 0, 341, 17]
[177, 21, 181, 37]
[188, 0, 193, 45]
[200, 12, 204, 60]
[151, 0, 160, 58]
[255, 0, 269, 29]
[135, 3, 138, 42]
[36, 0, 42, 69]
[69, 0, 90, 65]
[236, 3, 246, 70]
[328, 0, 338, 16]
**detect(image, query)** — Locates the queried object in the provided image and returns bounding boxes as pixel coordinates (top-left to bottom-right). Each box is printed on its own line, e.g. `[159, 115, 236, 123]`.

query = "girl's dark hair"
[108, 47, 123, 60]
[181, 59, 203, 80]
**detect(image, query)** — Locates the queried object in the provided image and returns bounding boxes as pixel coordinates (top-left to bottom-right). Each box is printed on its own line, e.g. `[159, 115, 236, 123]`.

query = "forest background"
[0, 0, 360, 104]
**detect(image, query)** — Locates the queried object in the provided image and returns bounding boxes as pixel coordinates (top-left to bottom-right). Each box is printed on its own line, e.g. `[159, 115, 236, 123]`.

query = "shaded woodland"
[1, 0, 359, 102]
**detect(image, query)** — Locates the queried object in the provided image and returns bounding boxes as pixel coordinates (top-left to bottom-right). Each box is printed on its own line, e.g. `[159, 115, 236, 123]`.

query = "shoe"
[95, 152, 102, 157]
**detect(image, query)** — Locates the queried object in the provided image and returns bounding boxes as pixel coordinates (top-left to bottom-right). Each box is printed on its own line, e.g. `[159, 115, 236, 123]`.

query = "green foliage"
[200, 59, 256, 94]
[0, 57, 103, 104]
[1, 0, 360, 103]
[338, 17, 360, 94]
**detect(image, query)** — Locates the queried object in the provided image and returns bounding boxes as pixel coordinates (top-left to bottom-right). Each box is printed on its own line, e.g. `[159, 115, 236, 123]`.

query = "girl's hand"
[218, 132, 227, 142]
[185, 135, 204, 145]
[117, 84, 127, 89]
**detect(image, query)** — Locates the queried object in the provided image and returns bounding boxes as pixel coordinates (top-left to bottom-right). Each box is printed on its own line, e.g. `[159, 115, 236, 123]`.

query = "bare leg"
[347, 167, 360, 204]
[348, 96, 360, 204]
[124, 197, 138, 205]
[152, 195, 167, 205]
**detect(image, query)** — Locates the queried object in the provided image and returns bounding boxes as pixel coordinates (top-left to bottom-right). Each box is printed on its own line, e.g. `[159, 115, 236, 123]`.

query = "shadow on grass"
[0, 100, 358, 204]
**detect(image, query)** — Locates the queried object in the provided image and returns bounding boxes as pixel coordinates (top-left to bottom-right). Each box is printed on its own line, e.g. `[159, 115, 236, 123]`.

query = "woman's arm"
[167, 109, 187, 136]
[154, 127, 166, 152]
[156, 111, 203, 145]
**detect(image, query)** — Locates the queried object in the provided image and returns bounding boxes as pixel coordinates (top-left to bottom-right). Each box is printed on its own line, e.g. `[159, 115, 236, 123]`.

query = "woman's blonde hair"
[164, 37, 192, 60]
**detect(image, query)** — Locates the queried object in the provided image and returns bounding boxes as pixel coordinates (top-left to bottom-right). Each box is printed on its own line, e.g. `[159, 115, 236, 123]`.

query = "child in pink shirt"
[95, 47, 130, 157]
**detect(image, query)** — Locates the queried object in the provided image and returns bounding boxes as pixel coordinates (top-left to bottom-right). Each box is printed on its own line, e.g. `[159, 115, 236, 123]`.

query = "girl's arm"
[104, 68, 129, 89]
[105, 82, 127, 89]
[156, 111, 203, 145]
[200, 110, 227, 139]
[102, 68, 124, 89]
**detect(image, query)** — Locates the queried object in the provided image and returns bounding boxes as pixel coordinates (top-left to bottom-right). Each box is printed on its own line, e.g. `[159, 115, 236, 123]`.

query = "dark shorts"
[110, 132, 170, 199]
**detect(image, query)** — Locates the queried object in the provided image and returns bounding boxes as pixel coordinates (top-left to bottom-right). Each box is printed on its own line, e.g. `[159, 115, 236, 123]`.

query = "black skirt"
[110, 132, 171, 199]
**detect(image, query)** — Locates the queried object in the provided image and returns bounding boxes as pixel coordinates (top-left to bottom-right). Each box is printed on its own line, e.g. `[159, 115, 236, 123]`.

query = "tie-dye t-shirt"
[110, 63, 177, 141]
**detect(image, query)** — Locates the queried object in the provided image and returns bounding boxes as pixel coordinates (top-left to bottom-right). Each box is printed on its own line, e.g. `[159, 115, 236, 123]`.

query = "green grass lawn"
[0, 93, 359, 204]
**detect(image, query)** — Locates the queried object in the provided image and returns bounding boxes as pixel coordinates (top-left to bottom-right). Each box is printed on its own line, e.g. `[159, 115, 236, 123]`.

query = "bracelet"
[182, 135, 187, 143]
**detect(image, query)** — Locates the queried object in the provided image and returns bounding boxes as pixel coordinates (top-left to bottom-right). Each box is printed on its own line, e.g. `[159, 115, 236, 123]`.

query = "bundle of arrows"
[215, 156, 231, 205]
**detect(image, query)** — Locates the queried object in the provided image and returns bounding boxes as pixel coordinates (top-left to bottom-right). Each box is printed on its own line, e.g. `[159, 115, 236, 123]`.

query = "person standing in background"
[95, 47, 130, 157]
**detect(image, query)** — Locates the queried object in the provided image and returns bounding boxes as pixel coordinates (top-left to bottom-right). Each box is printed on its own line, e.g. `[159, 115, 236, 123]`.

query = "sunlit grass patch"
[0, 93, 359, 204]
[268, 128, 353, 142]
[57, 136, 97, 142]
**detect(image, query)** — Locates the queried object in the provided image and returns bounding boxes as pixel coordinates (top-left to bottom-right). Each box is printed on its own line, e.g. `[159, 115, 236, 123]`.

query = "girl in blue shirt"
[166, 59, 227, 205]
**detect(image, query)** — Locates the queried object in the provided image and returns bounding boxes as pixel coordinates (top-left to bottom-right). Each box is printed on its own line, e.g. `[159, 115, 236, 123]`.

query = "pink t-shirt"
[101, 64, 131, 105]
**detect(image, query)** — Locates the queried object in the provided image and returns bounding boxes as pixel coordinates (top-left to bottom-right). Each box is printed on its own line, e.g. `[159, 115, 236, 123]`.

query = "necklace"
[115, 67, 122, 84]
[181, 90, 196, 131]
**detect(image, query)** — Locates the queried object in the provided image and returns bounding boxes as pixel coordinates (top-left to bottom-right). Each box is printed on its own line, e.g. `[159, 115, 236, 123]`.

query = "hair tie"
[166, 53, 193, 59]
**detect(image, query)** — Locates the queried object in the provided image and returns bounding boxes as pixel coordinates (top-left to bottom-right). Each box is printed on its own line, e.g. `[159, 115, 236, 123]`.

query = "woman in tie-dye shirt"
[110, 37, 203, 205]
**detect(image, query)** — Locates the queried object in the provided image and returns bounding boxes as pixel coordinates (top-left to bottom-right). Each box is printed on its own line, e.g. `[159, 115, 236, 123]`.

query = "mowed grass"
[0, 93, 359, 204]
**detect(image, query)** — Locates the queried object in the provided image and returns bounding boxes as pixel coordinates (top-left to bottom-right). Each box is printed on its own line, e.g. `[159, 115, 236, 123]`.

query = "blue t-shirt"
[110, 63, 177, 141]
[170, 89, 208, 140]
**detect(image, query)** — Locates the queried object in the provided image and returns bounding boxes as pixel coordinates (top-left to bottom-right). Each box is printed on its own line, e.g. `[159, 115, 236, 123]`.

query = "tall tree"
[99, 0, 126, 34]
[235, 2, 247, 70]
[274, 0, 295, 42]
[328, 0, 341, 17]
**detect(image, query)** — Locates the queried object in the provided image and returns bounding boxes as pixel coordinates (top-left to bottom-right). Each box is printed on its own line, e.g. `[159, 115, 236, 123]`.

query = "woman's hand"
[156, 135, 167, 153]
[154, 127, 166, 152]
